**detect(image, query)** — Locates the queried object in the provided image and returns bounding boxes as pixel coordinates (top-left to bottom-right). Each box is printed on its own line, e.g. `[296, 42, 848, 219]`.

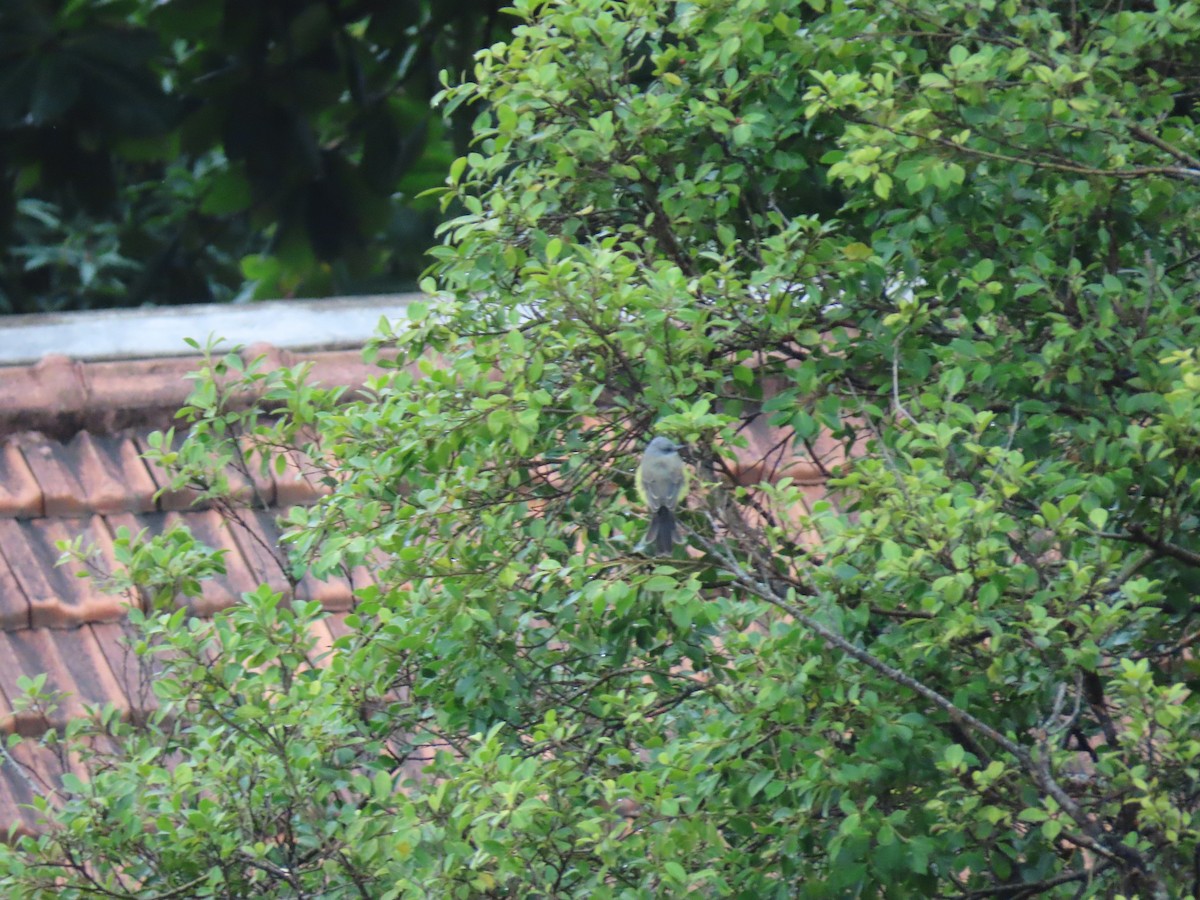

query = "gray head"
[646, 437, 679, 455]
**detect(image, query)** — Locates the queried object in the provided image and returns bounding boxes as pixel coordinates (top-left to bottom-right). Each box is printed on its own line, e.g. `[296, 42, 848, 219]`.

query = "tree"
[0, 0, 508, 313]
[4, 0, 1200, 895]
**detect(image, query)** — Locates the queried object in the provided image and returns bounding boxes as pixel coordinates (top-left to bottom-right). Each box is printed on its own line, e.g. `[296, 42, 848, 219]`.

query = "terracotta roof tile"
[1, 516, 128, 629]
[0, 342, 387, 838]
[80, 356, 199, 434]
[0, 347, 378, 440]
[11, 433, 90, 518]
[0, 355, 87, 438]
[0, 628, 118, 734]
[133, 429, 279, 513]
[99, 507, 361, 618]
[13, 431, 159, 518]
[299, 565, 357, 612]
[89, 621, 160, 721]
[0, 612, 353, 838]
[1, 739, 66, 836]
[234, 435, 278, 507]
[105, 510, 248, 618]
[324, 614, 354, 641]
[272, 444, 328, 507]
[0, 443, 41, 518]
[0, 548, 30, 632]
[132, 428, 196, 512]
[736, 409, 847, 487]
[308, 617, 342, 664]
[46, 626, 131, 718]
[0, 678, 14, 735]
[0, 517, 67, 630]
[241, 344, 379, 391]
[70, 432, 159, 514]
[227, 508, 304, 600]
[304, 348, 385, 393]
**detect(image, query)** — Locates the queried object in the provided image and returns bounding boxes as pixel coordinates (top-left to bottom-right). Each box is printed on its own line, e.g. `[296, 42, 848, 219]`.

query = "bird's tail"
[647, 506, 675, 554]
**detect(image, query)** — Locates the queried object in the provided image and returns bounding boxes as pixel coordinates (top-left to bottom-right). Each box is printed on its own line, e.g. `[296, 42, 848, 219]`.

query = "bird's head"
[646, 436, 680, 456]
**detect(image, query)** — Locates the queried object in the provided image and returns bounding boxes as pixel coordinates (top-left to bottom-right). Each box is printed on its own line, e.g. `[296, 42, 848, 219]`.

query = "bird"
[637, 437, 688, 553]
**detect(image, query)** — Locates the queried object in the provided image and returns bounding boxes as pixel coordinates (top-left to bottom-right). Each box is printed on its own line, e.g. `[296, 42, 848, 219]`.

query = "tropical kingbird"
[637, 437, 687, 553]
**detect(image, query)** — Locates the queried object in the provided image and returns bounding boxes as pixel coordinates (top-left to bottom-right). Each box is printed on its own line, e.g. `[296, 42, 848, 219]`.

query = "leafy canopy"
[4, 0, 1200, 896]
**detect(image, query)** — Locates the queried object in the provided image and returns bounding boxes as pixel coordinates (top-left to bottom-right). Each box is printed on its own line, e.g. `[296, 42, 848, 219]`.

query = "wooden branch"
[695, 531, 1154, 881]
[1126, 522, 1200, 568]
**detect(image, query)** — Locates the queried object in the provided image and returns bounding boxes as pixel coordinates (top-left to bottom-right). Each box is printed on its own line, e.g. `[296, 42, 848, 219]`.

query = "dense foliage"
[4, 0, 1200, 895]
[0, 0, 506, 313]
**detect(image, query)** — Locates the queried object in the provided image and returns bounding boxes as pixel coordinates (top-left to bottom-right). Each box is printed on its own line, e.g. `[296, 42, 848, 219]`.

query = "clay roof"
[0, 342, 380, 836]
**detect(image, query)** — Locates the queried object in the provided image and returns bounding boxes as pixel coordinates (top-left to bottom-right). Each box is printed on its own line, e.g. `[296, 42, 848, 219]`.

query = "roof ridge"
[0, 344, 380, 440]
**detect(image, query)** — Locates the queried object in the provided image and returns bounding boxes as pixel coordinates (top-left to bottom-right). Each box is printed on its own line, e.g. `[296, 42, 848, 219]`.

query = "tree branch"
[1125, 522, 1200, 567]
[696, 531, 1154, 881]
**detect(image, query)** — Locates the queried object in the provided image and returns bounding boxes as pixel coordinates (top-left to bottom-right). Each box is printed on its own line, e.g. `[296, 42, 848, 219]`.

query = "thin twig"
[892, 331, 920, 427]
